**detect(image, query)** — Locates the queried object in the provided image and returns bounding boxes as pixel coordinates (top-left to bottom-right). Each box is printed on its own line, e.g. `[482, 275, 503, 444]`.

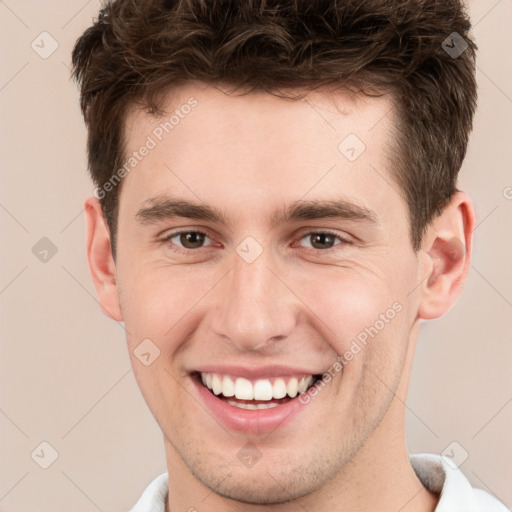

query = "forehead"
[124, 82, 396, 153]
[119, 82, 404, 230]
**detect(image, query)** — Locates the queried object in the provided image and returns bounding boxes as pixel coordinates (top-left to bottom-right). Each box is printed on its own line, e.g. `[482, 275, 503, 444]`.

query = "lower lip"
[192, 375, 308, 435]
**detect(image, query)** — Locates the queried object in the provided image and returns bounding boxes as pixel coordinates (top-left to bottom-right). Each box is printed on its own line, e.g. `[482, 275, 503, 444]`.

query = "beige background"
[0, 1, 511, 511]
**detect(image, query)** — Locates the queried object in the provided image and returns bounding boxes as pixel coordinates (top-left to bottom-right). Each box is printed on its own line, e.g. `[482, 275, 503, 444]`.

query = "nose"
[210, 247, 297, 352]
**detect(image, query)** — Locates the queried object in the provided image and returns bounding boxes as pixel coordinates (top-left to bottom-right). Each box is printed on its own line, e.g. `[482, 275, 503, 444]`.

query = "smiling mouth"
[194, 371, 322, 410]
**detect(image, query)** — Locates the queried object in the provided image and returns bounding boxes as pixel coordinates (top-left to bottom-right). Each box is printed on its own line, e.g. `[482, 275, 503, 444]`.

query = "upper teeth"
[201, 373, 314, 401]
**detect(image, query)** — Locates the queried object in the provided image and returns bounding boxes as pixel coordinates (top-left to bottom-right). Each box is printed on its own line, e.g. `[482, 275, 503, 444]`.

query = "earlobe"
[417, 192, 475, 320]
[84, 196, 123, 321]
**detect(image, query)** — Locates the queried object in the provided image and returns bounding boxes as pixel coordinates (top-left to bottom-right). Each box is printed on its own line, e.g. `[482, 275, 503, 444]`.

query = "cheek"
[292, 260, 416, 382]
[295, 266, 403, 339]
[117, 261, 209, 344]
[121, 268, 192, 422]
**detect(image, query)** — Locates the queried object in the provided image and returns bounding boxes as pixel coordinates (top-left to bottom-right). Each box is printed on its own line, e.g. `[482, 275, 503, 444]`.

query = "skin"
[85, 81, 475, 511]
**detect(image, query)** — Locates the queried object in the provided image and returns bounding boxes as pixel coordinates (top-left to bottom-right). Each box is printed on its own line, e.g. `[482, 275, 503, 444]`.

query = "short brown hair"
[72, 0, 477, 258]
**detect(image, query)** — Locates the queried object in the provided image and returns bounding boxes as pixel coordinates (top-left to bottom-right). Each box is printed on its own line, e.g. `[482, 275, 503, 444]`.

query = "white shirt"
[129, 453, 509, 512]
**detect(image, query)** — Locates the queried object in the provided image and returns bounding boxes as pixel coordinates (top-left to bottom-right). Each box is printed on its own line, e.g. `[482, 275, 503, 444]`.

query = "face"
[113, 82, 425, 503]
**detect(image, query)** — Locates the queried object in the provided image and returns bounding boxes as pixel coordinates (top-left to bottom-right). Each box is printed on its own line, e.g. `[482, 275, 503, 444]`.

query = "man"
[72, 0, 508, 511]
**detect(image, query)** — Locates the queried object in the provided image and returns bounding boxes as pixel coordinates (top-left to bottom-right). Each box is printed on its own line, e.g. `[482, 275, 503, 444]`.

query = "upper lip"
[193, 364, 324, 380]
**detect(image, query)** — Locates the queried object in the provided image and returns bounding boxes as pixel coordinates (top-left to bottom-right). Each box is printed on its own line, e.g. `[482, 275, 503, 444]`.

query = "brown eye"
[298, 231, 348, 251]
[179, 232, 206, 249]
[309, 233, 336, 249]
[165, 230, 212, 250]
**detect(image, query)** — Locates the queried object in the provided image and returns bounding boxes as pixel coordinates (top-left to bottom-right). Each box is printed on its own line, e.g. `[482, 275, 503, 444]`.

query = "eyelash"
[162, 229, 352, 255]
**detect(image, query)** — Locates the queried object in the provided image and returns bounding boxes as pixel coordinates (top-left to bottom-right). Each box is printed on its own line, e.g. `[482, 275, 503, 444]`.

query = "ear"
[84, 196, 123, 321]
[417, 191, 475, 320]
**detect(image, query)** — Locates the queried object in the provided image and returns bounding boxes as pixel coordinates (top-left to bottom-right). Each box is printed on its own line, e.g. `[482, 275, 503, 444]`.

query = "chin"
[194, 468, 317, 505]
[182, 443, 347, 506]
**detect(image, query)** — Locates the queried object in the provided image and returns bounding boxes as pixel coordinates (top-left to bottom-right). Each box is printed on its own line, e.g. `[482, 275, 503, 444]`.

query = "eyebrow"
[135, 196, 378, 227]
